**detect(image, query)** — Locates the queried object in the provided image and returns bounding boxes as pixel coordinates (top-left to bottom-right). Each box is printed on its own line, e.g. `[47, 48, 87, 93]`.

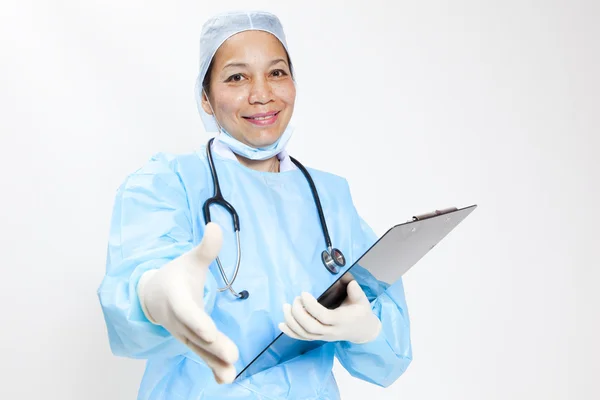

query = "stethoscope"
[203, 137, 346, 300]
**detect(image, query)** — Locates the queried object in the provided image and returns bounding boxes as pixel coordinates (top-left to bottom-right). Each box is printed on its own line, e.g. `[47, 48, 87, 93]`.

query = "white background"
[1, 0, 598, 399]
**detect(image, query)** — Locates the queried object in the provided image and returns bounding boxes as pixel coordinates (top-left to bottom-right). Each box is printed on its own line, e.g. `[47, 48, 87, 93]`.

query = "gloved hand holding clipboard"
[236, 204, 478, 381]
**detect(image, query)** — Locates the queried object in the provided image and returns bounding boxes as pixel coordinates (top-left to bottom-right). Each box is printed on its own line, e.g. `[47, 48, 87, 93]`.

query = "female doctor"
[98, 10, 412, 400]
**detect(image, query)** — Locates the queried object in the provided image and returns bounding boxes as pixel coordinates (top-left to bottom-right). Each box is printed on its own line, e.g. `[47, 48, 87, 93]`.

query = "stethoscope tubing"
[203, 137, 345, 299]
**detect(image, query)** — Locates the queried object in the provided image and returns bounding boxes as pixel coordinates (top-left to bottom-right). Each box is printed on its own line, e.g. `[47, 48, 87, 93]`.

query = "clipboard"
[235, 204, 477, 381]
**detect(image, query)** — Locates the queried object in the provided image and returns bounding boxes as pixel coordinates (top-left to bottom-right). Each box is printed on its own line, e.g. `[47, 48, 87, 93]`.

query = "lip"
[243, 111, 280, 126]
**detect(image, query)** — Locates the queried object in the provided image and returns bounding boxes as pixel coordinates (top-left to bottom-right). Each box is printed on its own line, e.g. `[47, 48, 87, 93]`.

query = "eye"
[225, 73, 245, 82]
[271, 69, 288, 78]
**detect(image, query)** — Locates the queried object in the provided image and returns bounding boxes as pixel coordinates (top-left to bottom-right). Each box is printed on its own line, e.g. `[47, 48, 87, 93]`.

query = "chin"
[246, 130, 283, 148]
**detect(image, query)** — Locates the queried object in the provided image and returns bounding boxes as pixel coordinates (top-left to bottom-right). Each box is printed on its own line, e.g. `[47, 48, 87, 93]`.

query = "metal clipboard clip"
[412, 207, 458, 221]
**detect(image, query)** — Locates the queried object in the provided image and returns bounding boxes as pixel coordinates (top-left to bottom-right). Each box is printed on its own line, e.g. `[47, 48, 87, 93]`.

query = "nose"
[248, 78, 274, 105]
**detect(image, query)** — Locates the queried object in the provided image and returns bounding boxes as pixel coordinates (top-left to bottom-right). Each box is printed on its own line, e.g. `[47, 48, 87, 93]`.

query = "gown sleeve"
[333, 206, 413, 387]
[96, 153, 218, 359]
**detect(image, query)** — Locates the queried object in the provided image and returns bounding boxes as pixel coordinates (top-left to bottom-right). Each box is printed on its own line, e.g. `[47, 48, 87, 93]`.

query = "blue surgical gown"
[97, 147, 412, 399]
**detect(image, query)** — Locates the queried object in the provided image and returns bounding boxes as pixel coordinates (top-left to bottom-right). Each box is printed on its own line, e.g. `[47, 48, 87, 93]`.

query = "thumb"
[346, 280, 368, 304]
[190, 222, 223, 266]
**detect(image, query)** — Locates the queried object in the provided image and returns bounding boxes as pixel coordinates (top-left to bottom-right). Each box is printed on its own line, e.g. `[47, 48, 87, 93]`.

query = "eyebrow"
[222, 58, 287, 70]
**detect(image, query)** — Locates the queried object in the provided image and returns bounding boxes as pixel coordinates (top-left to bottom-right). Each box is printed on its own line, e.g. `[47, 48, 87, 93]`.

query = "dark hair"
[202, 52, 293, 97]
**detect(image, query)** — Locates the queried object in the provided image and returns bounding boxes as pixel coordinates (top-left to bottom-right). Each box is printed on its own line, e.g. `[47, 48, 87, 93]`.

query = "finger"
[282, 302, 320, 340]
[291, 296, 329, 336]
[300, 292, 337, 325]
[182, 335, 237, 384]
[172, 330, 228, 370]
[172, 299, 218, 344]
[213, 365, 237, 385]
[207, 330, 240, 365]
[191, 222, 223, 265]
[176, 321, 239, 365]
[278, 322, 308, 341]
[319, 281, 343, 307]
[346, 280, 369, 305]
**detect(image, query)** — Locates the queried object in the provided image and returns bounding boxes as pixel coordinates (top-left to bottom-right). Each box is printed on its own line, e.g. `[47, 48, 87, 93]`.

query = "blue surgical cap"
[194, 11, 293, 133]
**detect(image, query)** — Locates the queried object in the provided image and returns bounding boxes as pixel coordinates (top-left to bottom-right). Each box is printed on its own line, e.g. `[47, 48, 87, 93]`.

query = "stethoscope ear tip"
[239, 290, 249, 300]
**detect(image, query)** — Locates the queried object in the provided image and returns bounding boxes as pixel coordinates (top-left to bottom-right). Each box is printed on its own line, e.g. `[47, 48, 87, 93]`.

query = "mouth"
[243, 111, 280, 126]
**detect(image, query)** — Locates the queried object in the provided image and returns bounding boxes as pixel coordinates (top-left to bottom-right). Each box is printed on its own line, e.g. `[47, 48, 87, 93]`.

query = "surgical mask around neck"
[215, 127, 293, 161]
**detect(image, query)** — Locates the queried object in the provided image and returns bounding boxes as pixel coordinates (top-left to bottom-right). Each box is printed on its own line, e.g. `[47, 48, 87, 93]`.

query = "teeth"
[251, 114, 275, 120]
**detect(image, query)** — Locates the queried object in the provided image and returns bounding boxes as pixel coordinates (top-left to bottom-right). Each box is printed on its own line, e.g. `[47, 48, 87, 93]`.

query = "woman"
[98, 10, 412, 400]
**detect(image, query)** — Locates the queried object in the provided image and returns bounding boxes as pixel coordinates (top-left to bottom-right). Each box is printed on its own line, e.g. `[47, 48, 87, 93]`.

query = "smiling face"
[201, 30, 296, 149]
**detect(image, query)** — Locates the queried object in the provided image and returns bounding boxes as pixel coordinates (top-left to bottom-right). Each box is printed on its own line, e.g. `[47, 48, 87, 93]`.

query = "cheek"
[273, 82, 296, 106]
[214, 92, 246, 118]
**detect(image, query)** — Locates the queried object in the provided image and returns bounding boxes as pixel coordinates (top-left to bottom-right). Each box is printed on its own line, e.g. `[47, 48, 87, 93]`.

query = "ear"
[201, 90, 214, 116]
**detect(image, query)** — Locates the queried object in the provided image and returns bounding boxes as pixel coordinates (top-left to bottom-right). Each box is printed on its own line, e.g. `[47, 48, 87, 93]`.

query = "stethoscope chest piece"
[321, 248, 346, 274]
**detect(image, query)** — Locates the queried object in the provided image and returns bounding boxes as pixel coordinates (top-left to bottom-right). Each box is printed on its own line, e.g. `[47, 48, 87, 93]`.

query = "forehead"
[212, 30, 288, 65]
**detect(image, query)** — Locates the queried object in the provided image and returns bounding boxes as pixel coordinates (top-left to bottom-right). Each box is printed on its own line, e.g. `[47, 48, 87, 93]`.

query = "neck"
[235, 154, 280, 173]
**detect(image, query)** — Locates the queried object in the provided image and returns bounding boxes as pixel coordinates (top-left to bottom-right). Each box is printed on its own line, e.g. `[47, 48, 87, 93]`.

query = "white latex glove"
[137, 222, 239, 384]
[278, 279, 382, 344]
